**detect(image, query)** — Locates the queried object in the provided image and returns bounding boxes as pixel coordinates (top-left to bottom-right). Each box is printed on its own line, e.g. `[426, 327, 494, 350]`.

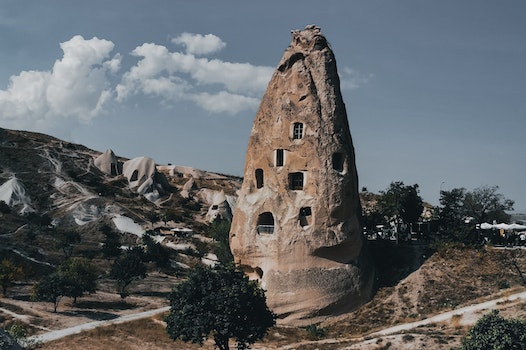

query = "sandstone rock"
[94, 149, 122, 176]
[122, 156, 170, 203]
[180, 177, 197, 198]
[229, 25, 374, 324]
[0, 177, 34, 214]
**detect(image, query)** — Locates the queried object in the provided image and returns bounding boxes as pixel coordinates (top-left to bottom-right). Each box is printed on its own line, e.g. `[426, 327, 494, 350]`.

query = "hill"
[1, 127, 525, 349]
[0, 126, 241, 266]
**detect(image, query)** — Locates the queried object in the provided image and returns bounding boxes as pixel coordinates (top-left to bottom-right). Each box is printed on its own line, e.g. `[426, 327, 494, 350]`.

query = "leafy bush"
[305, 324, 326, 340]
[165, 264, 275, 350]
[207, 220, 233, 263]
[110, 247, 147, 298]
[461, 310, 526, 350]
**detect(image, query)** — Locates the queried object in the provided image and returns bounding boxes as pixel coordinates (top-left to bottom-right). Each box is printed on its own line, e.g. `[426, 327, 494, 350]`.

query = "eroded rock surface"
[229, 25, 374, 324]
[94, 149, 122, 176]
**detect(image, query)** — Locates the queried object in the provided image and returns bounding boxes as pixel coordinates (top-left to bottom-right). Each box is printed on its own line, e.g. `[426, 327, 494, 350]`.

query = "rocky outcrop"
[229, 25, 374, 324]
[122, 157, 170, 203]
[198, 189, 236, 222]
[94, 149, 122, 176]
[0, 177, 34, 214]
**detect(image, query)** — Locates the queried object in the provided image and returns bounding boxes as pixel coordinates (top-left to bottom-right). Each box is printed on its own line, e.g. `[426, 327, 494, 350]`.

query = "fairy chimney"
[229, 25, 374, 324]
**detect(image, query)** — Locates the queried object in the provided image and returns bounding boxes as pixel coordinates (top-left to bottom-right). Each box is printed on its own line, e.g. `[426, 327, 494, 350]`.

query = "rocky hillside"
[0, 127, 241, 270]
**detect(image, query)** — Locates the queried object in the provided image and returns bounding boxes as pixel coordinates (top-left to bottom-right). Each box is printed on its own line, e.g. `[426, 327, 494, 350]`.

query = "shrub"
[461, 310, 526, 350]
[165, 264, 275, 350]
[305, 324, 326, 340]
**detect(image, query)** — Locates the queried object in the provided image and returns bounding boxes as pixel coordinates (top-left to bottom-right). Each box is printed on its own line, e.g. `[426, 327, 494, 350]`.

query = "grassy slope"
[33, 245, 526, 350]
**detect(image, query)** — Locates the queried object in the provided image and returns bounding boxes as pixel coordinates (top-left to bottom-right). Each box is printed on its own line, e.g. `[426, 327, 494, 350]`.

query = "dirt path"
[22, 306, 170, 346]
[272, 290, 526, 350]
[20, 289, 526, 349]
[368, 290, 526, 336]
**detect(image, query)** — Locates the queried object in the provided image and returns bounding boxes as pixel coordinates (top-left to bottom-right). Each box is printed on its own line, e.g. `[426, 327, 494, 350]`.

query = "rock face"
[94, 149, 122, 176]
[122, 156, 169, 203]
[229, 25, 374, 324]
[0, 177, 34, 214]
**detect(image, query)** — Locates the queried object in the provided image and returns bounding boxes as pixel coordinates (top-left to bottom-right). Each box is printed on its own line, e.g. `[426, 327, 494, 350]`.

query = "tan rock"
[123, 156, 169, 203]
[94, 149, 122, 176]
[229, 25, 374, 324]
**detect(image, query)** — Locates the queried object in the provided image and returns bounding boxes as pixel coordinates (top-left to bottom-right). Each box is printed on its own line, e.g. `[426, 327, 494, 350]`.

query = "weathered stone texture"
[229, 25, 374, 324]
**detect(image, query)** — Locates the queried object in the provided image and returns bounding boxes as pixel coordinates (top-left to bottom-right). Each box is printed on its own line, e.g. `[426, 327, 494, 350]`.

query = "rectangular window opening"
[289, 172, 304, 190]
[275, 149, 284, 167]
[293, 122, 304, 139]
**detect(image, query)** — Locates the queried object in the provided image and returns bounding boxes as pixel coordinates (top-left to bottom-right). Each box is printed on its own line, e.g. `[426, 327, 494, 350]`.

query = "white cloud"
[190, 91, 261, 115]
[0, 35, 119, 133]
[340, 66, 373, 90]
[171, 32, 226, 55]
[0, 31, 370, 135]
[116, 38, 274, 115]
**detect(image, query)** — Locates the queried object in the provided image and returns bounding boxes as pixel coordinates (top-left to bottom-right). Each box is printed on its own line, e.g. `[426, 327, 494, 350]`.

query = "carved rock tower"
[229, 25, 374, 324]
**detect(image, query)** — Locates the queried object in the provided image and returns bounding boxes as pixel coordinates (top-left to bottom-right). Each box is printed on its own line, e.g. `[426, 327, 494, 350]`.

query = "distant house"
[170, 227, 193, 237]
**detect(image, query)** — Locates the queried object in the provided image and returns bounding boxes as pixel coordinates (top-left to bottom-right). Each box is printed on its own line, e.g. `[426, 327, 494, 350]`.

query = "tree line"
[362, 182, 515, 243]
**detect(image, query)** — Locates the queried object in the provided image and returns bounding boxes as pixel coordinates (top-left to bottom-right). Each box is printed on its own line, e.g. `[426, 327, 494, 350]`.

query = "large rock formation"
[122, 156, 170, 203]
[229, 25, 374, 324]
[0, 177, 34, 214]
[94, 149, 122, 176]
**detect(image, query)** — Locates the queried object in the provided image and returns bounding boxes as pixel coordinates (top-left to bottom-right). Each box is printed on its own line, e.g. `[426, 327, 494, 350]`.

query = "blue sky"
[1, 1, 525, 212]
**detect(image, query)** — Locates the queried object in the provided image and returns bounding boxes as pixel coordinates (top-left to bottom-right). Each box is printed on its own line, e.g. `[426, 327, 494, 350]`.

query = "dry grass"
[37, 316, 185, 350]
[325, 245, 526, 340]
[3, 244, 526, 350]
[36, 317, 313, 350]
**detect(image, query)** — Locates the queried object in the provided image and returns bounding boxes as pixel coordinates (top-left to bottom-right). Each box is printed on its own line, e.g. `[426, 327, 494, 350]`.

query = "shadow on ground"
[59, 310, 118, 321]
[369, 240, 433, 288]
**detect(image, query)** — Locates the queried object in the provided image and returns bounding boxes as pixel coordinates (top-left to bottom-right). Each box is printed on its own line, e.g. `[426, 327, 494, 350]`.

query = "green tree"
[438, 186, 515, 243]
[142, 234, 170, 269]
[461, 310, 526, 350]
[208, 219, 234, 264]
[438, 187, 471, 241]
[58, 258, 98, 303]
[165, 264, 275, 350]
[54, 230, 81, 259]
[101, 225, 122, 258]
[110, 247, 147, 298]
[32, 273, 68, 312]
[378, 181, 423, 225]
[0, 259, 23, 296]
[463, 185, 514, 223]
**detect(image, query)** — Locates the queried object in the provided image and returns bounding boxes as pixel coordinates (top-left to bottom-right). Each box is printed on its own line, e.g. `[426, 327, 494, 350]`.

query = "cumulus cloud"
[340, 66, 373, 90]
[171, 32, 226, 55]
[116, 35, 274, 115]
[190, 91, 261, 114]
[0, 31, 371, 136]
[0, 35, 120, 133]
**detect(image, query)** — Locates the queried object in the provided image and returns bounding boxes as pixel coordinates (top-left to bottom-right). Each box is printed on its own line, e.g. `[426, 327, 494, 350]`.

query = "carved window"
[275, 149, 284, 167]
[293, 122, 304, 139]
[299, 207, 312, 227]
[130, 169, 139, 182]
[289, 172, 304, 190]
[110, 163, 117, 176]
[332, 152, 344, 172]
[255, 168, 264, 188]
[257, 212, 274, 234]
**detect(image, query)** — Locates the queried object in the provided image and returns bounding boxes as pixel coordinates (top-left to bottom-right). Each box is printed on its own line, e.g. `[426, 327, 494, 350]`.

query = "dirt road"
[22, 290, 526, 349]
